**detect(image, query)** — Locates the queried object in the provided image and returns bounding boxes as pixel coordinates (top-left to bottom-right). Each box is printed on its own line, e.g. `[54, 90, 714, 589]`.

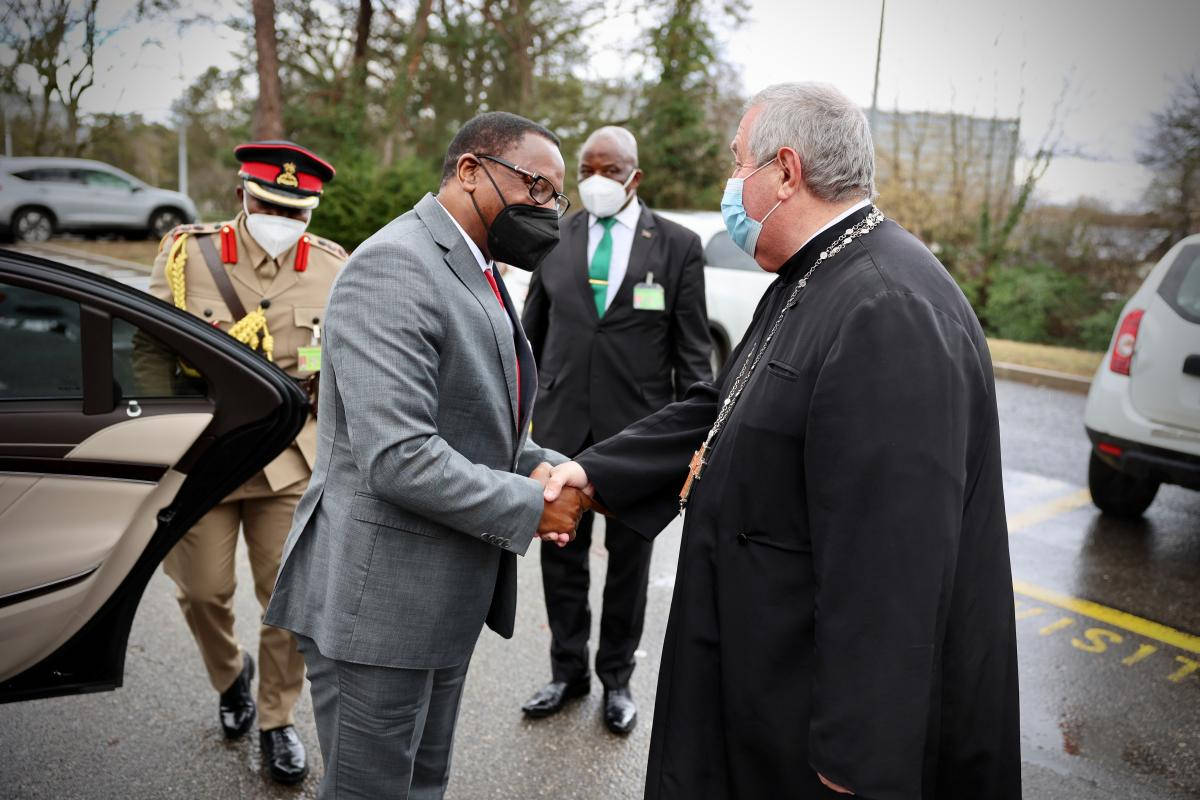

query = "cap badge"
[276, 162, 299, 187]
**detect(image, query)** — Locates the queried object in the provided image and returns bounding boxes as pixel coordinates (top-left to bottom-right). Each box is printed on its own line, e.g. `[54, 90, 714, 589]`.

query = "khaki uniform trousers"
[163, 470, 307, 730]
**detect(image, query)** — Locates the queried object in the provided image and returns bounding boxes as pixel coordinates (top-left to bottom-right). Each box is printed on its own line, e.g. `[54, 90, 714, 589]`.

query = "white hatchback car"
[504, 210, 772, 373]
[1084, 233, 1200, 517]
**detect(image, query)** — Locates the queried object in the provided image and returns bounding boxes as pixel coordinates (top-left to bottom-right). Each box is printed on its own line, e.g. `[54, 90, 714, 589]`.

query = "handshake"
[529, 461, 599, 547]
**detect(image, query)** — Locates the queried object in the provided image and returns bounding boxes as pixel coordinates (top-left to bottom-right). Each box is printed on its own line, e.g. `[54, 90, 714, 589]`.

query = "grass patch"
[51, 237, 160, 267]
[987, 338, 1105, 378]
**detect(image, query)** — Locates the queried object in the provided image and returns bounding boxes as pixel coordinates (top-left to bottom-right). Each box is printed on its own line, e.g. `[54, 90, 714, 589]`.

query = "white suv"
[653, 210, 772, 371]
[503, 209, 773, 374]
[1084, 233, 1200, 517]
[0, 157, 197, 242]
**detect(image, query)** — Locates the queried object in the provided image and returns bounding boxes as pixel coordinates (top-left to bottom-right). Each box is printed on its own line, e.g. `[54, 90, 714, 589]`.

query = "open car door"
[0, 249, 307, 703]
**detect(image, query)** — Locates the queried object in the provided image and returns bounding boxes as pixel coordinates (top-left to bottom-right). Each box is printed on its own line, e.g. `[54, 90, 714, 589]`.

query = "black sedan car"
[0, 249, 306, 703]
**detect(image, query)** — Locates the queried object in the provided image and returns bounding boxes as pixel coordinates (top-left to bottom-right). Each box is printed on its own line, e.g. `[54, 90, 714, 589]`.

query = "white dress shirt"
[436, 197, 512, 334]
[585, 196, 643, 312]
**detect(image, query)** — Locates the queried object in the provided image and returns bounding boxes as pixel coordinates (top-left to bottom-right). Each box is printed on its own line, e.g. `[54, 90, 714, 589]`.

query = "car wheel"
[149, 209, 184, 239]
[1088, 451, 1159, 518]
[13, 208, 53, 243]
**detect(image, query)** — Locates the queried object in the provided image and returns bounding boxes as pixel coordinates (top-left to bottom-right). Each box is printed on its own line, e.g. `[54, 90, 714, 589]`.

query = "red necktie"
[483, 268, 520, 421]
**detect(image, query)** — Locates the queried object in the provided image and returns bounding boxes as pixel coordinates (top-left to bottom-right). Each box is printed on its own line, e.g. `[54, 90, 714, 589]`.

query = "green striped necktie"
[589, 217, 618, 316]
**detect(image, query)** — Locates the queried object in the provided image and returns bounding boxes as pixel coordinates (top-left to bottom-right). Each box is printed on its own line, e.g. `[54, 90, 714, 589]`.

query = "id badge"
[633, 271, 666, 311]
[297, 346, 322, 373]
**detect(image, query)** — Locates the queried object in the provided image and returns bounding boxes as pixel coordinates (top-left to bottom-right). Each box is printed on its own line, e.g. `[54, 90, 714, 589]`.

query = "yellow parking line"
[1013, 579, 1200, 655]
[1008, 488, 1093, 534]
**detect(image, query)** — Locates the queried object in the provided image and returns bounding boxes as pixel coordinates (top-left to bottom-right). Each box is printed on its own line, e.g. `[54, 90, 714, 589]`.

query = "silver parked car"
[0, 157, 197, 243]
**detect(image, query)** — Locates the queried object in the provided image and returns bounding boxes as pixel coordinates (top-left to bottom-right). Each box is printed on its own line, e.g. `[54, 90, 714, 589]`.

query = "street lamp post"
[2, 104, 11, 157]
[177, 117, 188, 197]
[869, 0, 886, 134]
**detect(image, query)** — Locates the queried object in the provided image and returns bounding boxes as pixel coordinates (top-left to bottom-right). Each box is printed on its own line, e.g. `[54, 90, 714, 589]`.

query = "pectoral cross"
[679, 443, 708, 511]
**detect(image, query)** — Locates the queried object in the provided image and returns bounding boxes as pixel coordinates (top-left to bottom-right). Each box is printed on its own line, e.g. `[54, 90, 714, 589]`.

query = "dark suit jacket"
[521, 200, 713, 456]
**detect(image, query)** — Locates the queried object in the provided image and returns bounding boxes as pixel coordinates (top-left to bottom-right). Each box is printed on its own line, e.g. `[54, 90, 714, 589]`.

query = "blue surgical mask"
[721, 158, 781, 256]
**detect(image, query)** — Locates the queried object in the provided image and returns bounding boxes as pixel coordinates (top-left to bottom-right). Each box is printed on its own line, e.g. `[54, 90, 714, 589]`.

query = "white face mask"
[243, 195, 309, 259]
[578, 172, 636, 219]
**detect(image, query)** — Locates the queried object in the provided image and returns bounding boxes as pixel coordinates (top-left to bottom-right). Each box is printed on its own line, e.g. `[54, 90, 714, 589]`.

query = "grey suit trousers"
[296, 636, 472, 799]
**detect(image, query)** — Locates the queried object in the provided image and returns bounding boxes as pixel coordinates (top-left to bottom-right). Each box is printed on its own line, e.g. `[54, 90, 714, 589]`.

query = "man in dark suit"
[520, 126, 713, 734]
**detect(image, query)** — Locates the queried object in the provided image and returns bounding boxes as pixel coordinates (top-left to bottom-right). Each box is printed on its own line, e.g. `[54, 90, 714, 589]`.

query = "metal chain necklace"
[679, 207, 885, 511]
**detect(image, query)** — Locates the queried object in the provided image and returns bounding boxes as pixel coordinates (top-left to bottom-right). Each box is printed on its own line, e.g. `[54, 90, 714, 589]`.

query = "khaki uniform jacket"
[146, 211, 348, 491]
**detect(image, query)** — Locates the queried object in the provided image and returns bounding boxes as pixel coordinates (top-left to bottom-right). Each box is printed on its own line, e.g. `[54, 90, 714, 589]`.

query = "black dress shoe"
[219, 653, 256, 739]
[521, 675, 591, 718]
[261, 725, 309, 785]
[604, 686, 637, 735]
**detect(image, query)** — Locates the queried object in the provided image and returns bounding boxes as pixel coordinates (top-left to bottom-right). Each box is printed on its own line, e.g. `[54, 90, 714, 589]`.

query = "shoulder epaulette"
[170, 221, 225, 240]
[309, 235, 349, 260]
[159, 221, 221, 253]
[166, 221, 237, 263]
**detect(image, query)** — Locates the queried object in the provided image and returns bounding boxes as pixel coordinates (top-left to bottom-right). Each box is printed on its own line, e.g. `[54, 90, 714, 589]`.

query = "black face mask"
[469, 162, 561, 272]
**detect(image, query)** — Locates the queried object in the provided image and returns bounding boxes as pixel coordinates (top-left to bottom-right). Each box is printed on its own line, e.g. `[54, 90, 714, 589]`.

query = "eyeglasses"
[476, 154, 570, 218]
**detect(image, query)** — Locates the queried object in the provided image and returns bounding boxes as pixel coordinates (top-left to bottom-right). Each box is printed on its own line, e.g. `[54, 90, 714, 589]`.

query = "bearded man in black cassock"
[541, 82, 1021, 800]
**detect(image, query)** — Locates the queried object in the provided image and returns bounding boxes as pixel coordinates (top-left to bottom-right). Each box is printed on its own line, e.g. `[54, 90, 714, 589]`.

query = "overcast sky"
[74, 0, 1200, 209]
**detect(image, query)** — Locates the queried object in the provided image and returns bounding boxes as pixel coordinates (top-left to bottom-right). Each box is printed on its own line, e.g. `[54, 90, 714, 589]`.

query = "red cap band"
[240, 161, 324, 194]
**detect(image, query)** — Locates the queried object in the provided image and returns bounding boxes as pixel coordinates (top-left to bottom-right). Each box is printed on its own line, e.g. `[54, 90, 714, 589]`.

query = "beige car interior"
[0, 412, 212, 682]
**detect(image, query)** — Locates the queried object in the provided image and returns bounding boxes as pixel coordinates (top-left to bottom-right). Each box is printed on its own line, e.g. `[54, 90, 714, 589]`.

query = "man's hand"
[537, 488, 588, 547]
[542, 461, 592, 503]
[818, 774, 853, 794]
[530, 461, 554, 489]
[530, 462, 585, 547]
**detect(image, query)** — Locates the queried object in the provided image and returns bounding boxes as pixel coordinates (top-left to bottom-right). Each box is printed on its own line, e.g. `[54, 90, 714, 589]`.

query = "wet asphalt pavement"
[1, 375, 1198, 799]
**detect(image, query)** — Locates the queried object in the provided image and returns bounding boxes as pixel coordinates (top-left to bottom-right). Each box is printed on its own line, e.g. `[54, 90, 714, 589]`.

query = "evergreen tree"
[636, 0, 741, 210]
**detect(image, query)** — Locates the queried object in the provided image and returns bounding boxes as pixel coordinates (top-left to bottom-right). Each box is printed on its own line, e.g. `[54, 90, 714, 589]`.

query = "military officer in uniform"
[142, 141, 347, 784]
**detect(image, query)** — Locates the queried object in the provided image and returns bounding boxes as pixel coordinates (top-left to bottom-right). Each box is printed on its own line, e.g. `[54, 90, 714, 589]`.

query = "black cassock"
[576, 207, 1021, 800]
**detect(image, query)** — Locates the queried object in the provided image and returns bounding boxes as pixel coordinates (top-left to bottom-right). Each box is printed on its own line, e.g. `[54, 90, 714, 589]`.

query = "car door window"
[1158, 244, 1200, 324]
[114, 316, 207, 399]
[0, 282, 83, 399]
[14, 168, 82, 185]
[80, 170, 132, 190]
[704, 231, 761, 271]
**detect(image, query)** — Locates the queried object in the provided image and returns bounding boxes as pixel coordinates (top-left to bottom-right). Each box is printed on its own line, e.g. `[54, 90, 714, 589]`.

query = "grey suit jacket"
[265, 193, 566, 669]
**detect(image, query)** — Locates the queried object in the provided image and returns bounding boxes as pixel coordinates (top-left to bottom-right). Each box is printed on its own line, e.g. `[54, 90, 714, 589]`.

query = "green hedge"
[307, 155, 442, 252]
[982, 262, 1123, 351]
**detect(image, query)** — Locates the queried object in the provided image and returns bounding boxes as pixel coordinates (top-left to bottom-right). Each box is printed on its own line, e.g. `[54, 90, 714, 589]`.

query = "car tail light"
[1097, 442, 1123, 457]
[1109, 309, 1144, 375]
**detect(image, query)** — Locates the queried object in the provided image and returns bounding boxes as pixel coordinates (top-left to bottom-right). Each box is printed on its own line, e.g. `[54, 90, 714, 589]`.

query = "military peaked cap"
[235, 140, 336, 210]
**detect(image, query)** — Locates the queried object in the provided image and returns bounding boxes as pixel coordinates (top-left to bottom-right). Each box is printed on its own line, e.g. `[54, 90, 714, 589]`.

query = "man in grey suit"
[265, 112, 591, 799]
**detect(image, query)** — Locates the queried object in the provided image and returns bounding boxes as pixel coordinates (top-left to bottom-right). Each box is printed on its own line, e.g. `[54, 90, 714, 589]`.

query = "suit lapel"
[415, 194, 520, 431]
[609, 202, 657, 315]
[493, 269, 536, 432]
[569, 212, 599, 321]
